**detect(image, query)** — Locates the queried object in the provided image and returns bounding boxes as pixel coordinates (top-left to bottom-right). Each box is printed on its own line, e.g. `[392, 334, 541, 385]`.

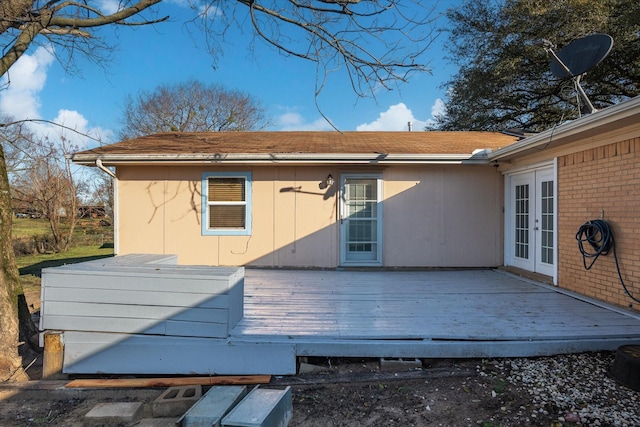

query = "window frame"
[201, 171, 252, 236]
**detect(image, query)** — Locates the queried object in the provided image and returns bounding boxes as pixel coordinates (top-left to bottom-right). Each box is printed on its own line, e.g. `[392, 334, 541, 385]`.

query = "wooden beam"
[65, 375, 271, 388]
[42, 331, 65, 380]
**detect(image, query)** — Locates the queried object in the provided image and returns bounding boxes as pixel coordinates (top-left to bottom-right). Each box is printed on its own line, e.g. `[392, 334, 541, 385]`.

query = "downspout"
[96, 158, 116, 179]
[95, 159, 118, 255]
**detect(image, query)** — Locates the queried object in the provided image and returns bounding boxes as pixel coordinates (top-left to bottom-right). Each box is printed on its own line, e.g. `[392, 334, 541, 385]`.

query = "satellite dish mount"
[542, 34, 613, 114]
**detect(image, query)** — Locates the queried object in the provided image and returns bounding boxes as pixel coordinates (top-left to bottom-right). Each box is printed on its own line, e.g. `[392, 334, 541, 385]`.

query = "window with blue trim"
[202, 172, 252, 236]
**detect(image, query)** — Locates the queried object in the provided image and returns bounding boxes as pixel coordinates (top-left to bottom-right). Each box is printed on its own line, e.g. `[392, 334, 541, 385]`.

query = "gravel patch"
[490, 352, 640, 426]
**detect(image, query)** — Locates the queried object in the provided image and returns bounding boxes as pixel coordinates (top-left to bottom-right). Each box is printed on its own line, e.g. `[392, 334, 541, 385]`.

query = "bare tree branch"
[192, 1, 437, 98]
[0, 0, 166, 77]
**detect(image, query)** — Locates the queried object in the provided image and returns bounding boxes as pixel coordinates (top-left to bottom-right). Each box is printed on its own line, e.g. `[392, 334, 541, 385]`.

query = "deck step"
[222, 386, 292, 427]
[178, 386, 247, 427]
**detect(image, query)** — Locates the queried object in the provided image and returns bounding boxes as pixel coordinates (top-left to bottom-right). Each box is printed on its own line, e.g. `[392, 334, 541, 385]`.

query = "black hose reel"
[576, 219, 640, 304]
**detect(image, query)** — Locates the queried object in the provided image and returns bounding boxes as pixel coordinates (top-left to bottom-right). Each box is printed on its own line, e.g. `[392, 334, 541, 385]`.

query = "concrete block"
[135, 418, 180, 426]
[379, 357, 422, 372]
[153, 385, 202, 417]
[298, 362, 326, 374]
[222, 386, 292, 427]
[178, 386, 247, 427]
[84, 402, 144, 426]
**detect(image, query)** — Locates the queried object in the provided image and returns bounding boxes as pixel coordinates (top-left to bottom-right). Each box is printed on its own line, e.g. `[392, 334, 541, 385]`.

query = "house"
[46, 98, 640, 376]
[71, 131, 517, 269]
[70, 97, 640, 313]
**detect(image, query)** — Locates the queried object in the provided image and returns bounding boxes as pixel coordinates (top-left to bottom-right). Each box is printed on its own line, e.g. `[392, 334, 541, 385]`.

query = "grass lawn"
[12, 218, 51, 238]
[14, 218, 114, 309]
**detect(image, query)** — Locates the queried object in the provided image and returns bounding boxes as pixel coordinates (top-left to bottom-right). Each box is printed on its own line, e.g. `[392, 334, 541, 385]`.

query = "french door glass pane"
[540, 180, 554, 264]
[515, 184, 529, 259]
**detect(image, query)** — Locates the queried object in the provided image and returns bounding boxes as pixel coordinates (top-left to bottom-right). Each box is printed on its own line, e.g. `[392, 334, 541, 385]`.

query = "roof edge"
[488, 96, 640, 160]
[72, 152, 487, 166]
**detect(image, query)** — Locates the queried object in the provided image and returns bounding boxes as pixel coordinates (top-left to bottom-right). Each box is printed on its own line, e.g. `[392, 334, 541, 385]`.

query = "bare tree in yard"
[0, 0, 436, 381]
[11, 139, 83, 253]
[120, 80, 269, 140]
[0, 116, 32, 177]
[86, 170, 114, 221]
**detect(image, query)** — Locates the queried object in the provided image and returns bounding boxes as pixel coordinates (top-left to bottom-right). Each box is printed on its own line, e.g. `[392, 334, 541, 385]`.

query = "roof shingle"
[76, 131, 518, 157]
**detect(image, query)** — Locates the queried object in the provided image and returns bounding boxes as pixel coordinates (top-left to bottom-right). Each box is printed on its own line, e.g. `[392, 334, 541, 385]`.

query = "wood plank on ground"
[65, 375, 271, 388]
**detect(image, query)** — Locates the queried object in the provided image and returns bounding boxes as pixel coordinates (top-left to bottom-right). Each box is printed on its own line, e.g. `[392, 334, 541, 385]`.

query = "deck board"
[230, 269, 640, 358]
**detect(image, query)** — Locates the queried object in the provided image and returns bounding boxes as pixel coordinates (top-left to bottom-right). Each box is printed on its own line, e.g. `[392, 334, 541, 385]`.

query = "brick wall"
[558, 137, 640, 311]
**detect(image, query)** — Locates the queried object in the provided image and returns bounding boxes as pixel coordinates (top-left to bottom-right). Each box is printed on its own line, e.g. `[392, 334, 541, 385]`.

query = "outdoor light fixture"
[319, 174, 335, 190]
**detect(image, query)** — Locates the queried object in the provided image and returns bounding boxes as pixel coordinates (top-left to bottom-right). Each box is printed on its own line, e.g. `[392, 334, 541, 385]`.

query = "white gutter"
[73, 152, 487, 166]
[488, 96, 640, 161]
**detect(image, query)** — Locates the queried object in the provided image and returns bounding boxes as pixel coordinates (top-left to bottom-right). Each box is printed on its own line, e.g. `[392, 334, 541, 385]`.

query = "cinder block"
[178, 386, 247, 427]
[379, 357, 422, 372]
[84, 402, 143, 425]
[222, 386, 292, 427]
[152, 385, 202, 417]
[135, 418, 180, 427]
[298, 362, 326, 374]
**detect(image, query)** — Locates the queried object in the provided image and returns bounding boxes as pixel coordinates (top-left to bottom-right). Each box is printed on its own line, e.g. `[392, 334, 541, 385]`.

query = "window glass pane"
[348, 179, 377, 200]
[208, 178, 245, 202]
[209, 205, 245, 228]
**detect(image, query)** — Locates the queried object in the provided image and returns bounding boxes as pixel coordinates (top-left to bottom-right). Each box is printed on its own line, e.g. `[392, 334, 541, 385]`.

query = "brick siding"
[558, 137, 640, 311]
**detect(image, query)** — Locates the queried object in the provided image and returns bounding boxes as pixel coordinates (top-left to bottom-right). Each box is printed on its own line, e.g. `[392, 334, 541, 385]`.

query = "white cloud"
[0, 47, 112, 150]
[356, 103, 426, 131]
[356, 99, 446, 131]
[96, 0, 122, 15]
[424, 98, 446, 129]
[0, 46, 54, 120]
[275, 110, 334, 131]
[49, 109, 113, 149]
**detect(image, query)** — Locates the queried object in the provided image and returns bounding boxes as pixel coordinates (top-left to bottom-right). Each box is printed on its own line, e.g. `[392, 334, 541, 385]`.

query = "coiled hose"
[576, 219, 640, 304]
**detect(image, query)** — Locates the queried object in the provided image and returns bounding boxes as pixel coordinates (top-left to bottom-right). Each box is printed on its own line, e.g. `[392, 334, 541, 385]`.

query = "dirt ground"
[0, 354, 606, 427]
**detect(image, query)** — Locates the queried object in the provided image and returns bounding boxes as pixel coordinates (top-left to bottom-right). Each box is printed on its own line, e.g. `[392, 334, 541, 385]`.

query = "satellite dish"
[550, 34, 613, 79]
[543, 33, 614, 114]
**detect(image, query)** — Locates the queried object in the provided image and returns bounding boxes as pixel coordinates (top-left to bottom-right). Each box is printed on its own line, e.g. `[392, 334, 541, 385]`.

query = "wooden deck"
[230, 269, 640, 359]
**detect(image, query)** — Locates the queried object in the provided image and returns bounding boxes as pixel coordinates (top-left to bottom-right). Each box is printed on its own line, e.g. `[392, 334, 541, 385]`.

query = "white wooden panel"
[228, 278, 244, 327]
[42, 301, 229, 324]
[40, 258, 245, 344]
[45, 262, 242, 279]
[165, 320, 230, 338]
[42, 315, 167, 335]
[43, 271, 238, 294]
[43, 315, 230, 338]
[292, 338, 640, 359]
[101, 254, 179, 265]
[76, 254, 179, 267]
[42, 287, 230, 309]
[63, 331, 296, 375]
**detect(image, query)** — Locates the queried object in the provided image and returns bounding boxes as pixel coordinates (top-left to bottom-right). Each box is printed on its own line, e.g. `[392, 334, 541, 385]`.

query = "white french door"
[339, 174, 383, 266]
[507, 167, 556, 278]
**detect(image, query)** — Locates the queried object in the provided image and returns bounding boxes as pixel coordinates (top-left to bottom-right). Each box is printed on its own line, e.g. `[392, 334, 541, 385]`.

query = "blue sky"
[0, 1, 460, 149]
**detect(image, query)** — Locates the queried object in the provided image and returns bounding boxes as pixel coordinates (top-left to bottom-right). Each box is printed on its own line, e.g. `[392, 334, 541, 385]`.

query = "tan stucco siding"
[115, 164, 502, 268]
[246, 167, 338, 267]
[383, 165, 503, 267]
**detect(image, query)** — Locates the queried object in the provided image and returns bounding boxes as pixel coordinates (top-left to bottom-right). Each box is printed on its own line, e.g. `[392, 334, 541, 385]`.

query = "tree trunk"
[0, 144, 28, 382]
